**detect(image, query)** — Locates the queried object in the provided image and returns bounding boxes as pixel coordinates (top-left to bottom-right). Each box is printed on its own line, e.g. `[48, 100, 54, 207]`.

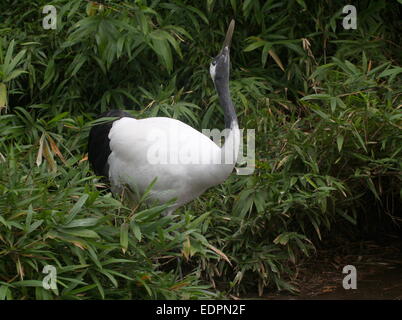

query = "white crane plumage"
[88, 20, 239, 215]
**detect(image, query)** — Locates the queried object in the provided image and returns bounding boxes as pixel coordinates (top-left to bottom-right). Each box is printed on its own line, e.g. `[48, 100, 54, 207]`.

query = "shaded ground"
[263, 236, 402, 300]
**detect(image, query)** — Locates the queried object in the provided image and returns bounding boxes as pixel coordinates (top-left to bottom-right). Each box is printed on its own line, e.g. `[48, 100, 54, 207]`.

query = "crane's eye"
[211, 60, 217, 66]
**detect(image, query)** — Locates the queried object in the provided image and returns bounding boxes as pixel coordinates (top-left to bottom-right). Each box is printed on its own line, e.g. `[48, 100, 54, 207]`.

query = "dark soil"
[262, 235, 402, 300]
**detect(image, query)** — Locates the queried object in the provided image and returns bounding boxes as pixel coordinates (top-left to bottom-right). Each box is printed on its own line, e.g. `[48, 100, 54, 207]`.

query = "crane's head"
[210, 20, 235, 84]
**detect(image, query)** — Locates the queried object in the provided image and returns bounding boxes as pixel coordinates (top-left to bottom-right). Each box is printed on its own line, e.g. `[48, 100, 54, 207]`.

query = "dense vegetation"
[0, 0, 401, 299]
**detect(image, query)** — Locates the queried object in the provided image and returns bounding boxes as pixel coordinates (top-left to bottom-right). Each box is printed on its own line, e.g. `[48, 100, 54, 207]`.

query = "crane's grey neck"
[213, 76, 240, 174]
[215, 78, 238, 129]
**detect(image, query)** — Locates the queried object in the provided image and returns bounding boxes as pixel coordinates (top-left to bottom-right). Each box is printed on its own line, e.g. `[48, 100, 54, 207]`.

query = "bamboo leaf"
[268, 49, 285, 71]
[0, 83, 7, 112]
[66, 194, 89, 224]
[337, 135, 344, 152]
[120, 223, 129, 253]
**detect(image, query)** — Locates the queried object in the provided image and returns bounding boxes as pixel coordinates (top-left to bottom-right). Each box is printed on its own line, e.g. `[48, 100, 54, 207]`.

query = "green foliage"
[0, 0, 401, 298]
[191, 53, 401, 295]
[0, 145, 220, 299]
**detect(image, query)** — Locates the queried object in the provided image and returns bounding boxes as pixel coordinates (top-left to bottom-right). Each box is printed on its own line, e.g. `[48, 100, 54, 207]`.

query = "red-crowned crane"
[88, 20, 239, 215]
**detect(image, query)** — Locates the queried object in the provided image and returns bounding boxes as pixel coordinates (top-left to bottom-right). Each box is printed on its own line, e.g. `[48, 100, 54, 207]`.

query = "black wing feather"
[88, 109, 134, 177]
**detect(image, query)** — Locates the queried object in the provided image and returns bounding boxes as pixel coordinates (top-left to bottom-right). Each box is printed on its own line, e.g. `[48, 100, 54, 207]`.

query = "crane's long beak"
[221, 19, 235, 51]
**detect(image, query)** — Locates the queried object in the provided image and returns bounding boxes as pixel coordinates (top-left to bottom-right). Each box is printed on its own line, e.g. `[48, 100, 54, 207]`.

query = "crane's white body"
[88, 21, 239, 214]
[108, 116, 239, 213]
